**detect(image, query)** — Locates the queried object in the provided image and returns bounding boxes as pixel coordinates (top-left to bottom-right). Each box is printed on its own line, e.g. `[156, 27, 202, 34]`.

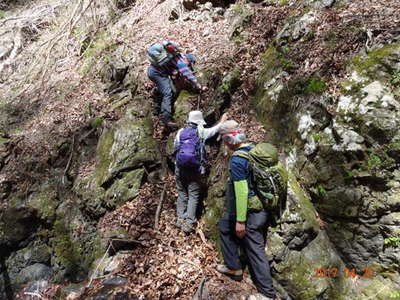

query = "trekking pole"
[197, 92, 201, 110]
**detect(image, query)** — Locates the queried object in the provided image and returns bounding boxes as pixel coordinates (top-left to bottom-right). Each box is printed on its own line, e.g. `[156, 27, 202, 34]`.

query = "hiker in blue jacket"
[216, 120, 279, 300]
[174, 110, 228, 233]
[147, 41, 208, 130]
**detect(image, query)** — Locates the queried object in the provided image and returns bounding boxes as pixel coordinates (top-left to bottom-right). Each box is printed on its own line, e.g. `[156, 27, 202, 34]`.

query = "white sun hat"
[187, 110, 206, 125]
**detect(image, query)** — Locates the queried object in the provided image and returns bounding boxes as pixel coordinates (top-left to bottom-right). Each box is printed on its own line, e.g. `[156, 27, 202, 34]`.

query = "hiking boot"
[181, 222, 195, 234]
[216, 264, 243, 281]
[248, 294, 281, 300]
[165, 121, 178, 132]
[176, 217, 184, 228]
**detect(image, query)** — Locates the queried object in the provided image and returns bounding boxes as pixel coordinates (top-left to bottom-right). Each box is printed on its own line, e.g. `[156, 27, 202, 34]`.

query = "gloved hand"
[200, 85, 208, 92]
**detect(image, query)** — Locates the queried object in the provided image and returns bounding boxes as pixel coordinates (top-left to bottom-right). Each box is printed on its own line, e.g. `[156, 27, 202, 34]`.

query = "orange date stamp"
[312, 267, 376, 279]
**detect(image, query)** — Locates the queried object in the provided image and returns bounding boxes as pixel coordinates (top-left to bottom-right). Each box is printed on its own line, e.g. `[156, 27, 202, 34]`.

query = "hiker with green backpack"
[216, 120, 287, 300]
[147, 41, 208, 130]
[174, 111, 228, 233]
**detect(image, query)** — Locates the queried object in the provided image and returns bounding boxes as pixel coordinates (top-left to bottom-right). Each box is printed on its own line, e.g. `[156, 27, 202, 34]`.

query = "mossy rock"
[95, 114, 157, 186]
[357, 277, 400, 300]
[104, 168, 144, 208]
[350, 42, 400, 81]
[50, 213, 103, 283]
[203, 67, 242, 121]
[0, 206, 39, 250]
[227, 3, 254, 39]
[74, 175, 107, 218]
[4, 242, 52, 288]
[267, 175, 356, 299]
[337, 80, 399, 145]
[27, 182, 59, 224]
[51, 218, 84, 281]
[203, 150, 228, 240]
[173, 90, 198, 125]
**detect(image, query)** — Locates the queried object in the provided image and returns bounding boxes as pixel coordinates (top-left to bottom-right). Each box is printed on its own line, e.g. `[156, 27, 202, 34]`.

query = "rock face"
[0, 100, 159, 295]
[247, 37, 400, 298]
[95, 109, 157, 187]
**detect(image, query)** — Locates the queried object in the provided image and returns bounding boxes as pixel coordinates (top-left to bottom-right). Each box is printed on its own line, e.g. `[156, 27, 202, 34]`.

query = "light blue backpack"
[147, 41, 180, 66]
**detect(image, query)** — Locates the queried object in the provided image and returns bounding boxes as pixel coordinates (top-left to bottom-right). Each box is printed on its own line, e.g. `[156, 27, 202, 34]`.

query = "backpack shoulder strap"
[232, 143, 255, 160]
[197, 125, 205, 140]
[233, 149, 249, 160]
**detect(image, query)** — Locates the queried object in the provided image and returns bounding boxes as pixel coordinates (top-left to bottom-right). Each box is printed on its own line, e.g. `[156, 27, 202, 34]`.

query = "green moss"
[173, 89, 198, 124]
[219, 67, 242, 95]
[361, 280, 398, 300]
[30, 186, 58, 223]
[91, 117, 104, 129]
[351, 42, 400, 78]
[95, 128, 115, 186]
[280, 57, 296, 72]
[231, 3, 243, 14]
[312, 133, 321, 142]
[204, 155, 228, 241]
[391, 70, 400, 86]
[384, 237, 400, 248]
[344, 170, 354, 179]
[288, 173, 319, 230]
[94, 114, 157, 186]
[0, 10, 5, 19]
[52, 219, 82, 278]
[80, 31, 116, 76]
[254, 47, 282, 112]
[317, 184, 327, 197]
[388, 141, 400, 151]
[304, 77, 327, 94]
[0, 136, 8, 145]
[105, 168, 144, 208]
[84, 236, 104, 271]
[367, 152, 382, 171]
[390, 291, 400, 298]
[233, 34, 243, 45]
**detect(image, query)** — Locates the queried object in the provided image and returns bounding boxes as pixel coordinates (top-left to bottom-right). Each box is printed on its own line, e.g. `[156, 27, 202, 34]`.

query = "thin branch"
[62, 135, 75, 185]
[154, 182, 167, 231]
[87, 242, 112, 288]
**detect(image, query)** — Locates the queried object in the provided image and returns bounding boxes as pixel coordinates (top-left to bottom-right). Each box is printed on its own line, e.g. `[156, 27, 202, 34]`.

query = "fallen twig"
[154, 182, 167, 231]
[62, 135, 75, 185]
[87, 242, 112, 288]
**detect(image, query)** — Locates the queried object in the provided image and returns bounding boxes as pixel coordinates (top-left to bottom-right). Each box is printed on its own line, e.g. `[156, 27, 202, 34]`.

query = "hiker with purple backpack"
[174, 110, 228, 233]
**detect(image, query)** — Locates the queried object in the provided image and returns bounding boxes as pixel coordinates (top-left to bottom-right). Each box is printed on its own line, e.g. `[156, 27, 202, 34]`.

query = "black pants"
[219, 211, 276, 298]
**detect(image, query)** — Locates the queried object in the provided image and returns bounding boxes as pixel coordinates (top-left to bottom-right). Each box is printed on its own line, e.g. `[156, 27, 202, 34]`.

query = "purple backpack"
[176, 127, 205, 171]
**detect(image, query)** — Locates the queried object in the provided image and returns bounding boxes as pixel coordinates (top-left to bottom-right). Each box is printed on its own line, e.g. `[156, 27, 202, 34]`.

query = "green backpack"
[234, 143, 288, 212]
